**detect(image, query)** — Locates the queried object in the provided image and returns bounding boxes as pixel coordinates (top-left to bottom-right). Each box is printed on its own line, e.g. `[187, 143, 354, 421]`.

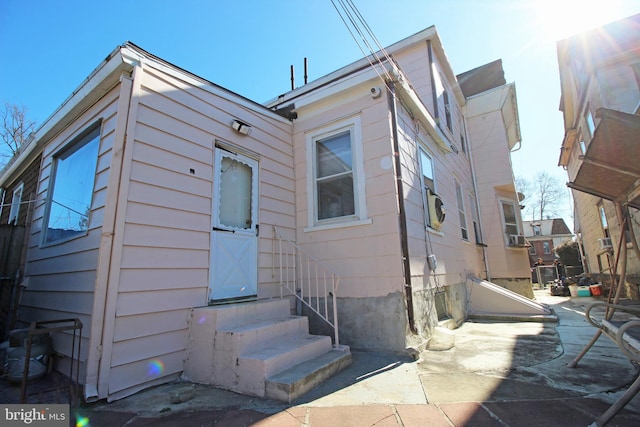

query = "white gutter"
[0, 45, 136, 187]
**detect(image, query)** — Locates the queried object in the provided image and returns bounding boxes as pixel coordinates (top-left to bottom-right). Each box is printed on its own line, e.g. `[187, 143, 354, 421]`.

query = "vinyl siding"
[104, 64, 293, 395]
[21, 83, 121, 372]
[292, 83, 404, 300]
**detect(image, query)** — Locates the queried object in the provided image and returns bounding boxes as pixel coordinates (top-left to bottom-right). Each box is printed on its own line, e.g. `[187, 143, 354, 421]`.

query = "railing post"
[271, 226, 341, 348]
[279, 235, 283, 299]
[333, 274, 340, 347]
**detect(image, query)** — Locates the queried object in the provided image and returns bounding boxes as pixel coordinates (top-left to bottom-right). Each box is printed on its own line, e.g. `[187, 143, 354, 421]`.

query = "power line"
[329, 0, 395, 91]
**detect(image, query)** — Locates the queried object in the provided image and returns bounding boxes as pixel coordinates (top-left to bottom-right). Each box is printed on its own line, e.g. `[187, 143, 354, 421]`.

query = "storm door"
[209, 147, 259, 302]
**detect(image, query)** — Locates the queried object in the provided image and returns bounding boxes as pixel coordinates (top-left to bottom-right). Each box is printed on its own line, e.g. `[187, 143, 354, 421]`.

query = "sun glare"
[534, 0, 629, 42]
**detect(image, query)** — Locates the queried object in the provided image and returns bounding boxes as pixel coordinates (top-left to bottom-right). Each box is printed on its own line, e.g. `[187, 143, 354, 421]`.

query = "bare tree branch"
[1, 102, 37, 166]
[517, 172, 566, 221]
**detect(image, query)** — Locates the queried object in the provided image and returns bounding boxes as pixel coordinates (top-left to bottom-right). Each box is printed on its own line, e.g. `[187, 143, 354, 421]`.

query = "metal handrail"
[271, 226, 341, 347]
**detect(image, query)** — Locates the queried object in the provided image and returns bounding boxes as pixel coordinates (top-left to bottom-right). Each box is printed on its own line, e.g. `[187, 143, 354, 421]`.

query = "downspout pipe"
[465, 122, 491, 280]
[388, 81, 417, 334]
[84, 69, 135, 401]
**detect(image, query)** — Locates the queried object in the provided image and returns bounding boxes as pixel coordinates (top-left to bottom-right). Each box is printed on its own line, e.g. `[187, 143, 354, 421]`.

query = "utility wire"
[330, 0, 394, 91]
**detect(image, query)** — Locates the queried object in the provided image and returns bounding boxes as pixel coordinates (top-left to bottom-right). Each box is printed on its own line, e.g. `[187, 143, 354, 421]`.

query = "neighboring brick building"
[523, 218, 573, 266]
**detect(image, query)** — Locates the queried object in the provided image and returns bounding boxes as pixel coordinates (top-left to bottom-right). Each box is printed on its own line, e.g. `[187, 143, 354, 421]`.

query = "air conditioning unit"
[509, 234, 526, 247]
[427, 191, 445, 231]
[598, 238, 613, 250]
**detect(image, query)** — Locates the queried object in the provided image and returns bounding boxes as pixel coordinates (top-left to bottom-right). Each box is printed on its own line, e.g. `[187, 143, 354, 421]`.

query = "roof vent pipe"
[304, 57, 308, 84]
[290, 65, 295, 90]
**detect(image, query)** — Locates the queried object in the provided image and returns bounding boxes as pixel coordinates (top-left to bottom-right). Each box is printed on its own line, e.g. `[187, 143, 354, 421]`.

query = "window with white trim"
[455, 180, 468, 240]
[419, 148, 438, 229]
[8, 183, 23, 225]
[44, 124, 101, 244]
[500, 199, 520, 245]
[307, 117, 366, 227]
[543, 241, 551, 254]
[443, 88, 452, 132]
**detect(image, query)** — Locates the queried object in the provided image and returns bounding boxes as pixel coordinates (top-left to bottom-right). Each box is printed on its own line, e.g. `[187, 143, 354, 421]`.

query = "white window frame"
[499, 198, 521, 246]
[418, 146, 439, 231]
[543, 241, 551, 254]
[455, 180, 468, 240]
[8, 183, 24, 225]
[43, 123, 101, 245]
[443, 88, 452, 132]
[305, 116, 369, 231]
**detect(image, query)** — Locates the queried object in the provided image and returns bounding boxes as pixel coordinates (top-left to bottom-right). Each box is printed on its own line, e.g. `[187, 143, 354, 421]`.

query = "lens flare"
[76, 416, 90, 427]
[147, 359, 165, 377]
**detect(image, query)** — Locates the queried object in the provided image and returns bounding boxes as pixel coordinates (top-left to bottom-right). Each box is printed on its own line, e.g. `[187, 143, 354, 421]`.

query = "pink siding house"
[0, 26, 548, 403]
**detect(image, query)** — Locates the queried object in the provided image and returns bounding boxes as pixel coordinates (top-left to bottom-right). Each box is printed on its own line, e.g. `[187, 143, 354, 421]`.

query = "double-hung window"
[443, 89, 452, 132]
[455, 180, 468, 240]
[44, 124, 101, 244]
[419, 148, 439, 229]
[500, 199, 520, 245]
[308, 117, 366, 228]
[8, 183, 23, 225]
[316, 131, 354, 220]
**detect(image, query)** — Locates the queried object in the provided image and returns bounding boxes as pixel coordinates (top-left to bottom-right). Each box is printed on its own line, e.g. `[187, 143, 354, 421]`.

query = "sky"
[1, 0, 639, 230]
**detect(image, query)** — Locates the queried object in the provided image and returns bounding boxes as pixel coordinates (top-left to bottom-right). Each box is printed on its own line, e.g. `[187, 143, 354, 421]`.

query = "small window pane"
[219, 157, 253, 229]
[317, 132, 352, 178]
[45, 127, 100, 243]
[502, 202, 516, 224]
[317, 175, 354, 220]
[420, 150, 434, 193]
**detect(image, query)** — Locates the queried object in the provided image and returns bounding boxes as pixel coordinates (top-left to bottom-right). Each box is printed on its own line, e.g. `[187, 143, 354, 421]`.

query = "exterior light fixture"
[231, 119, 252, 135]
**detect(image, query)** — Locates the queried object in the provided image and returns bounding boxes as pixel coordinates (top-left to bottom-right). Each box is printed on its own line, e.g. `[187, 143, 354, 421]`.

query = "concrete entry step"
[185, 298, 351, 401]
[265, 348, 352, 403]
[207, 298, 293, 330]
[240, 333, 333, 379]
[215, 315, 310, 354]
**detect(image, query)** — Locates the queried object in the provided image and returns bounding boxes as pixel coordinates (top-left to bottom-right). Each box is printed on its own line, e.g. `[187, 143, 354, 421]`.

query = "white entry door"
[209, 148, 259, 302]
